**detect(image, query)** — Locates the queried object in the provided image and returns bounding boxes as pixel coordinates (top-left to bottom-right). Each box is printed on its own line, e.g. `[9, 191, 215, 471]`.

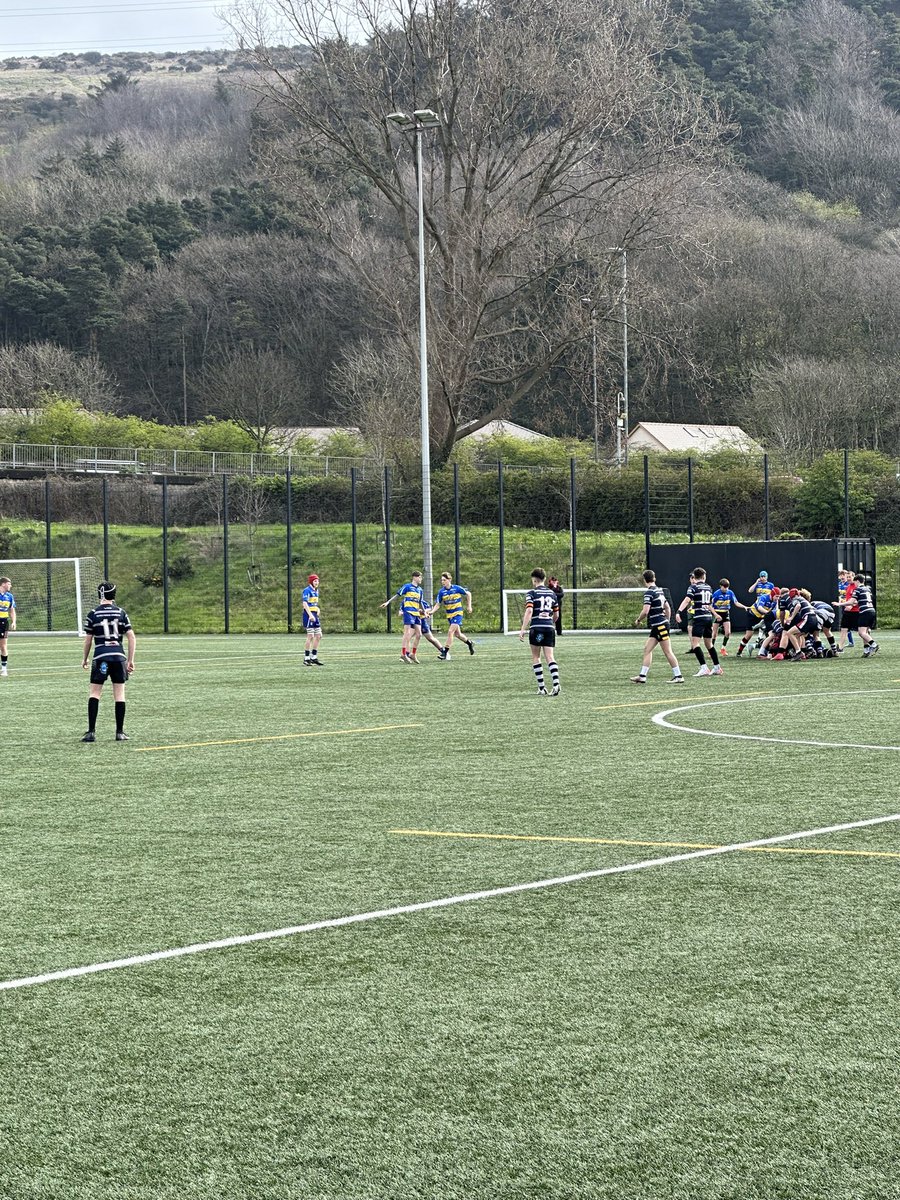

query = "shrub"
[794, 451, 894, 537]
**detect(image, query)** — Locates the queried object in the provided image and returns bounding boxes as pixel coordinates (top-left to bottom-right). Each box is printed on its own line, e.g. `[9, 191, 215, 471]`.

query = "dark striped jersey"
[814, 601, 835, 624]
[525, 586, 558, 628]
[854, 584, 874, 610]
[786, 596, 814, 625]
[685, 581, 713, 618]
[643, 584, 668, 627]
[84, 604, 132, 661]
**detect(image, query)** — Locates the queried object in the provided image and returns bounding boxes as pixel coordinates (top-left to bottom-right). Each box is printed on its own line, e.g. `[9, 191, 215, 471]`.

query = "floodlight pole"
[581, 297, 599, 462]
[609, 246, 630, 468]
[386, 108, 441, 603]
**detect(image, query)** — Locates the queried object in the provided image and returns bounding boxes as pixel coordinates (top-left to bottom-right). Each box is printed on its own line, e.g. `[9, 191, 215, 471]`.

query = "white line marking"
[652, 689, 900, 752]
[3, 810, 900, 993]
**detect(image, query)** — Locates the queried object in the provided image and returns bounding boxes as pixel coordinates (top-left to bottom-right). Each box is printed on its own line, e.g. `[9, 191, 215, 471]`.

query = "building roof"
[627, 422, 762, 454]
[459, 419, 553, 443]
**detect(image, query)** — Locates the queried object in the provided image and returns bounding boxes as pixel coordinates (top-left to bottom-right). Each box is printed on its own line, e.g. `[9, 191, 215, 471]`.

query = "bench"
[74, 458, 146, 474]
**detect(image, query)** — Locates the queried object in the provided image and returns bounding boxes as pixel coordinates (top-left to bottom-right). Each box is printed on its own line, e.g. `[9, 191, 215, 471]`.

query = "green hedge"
[251, 453, 900, 540]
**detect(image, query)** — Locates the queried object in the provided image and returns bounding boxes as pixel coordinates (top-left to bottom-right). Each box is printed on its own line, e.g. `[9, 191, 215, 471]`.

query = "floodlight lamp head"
[412, 109, 440, 125]
[386, 111, 411, 126]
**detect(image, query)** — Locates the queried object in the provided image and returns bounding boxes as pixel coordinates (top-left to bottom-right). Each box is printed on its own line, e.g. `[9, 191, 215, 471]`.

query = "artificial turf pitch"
[2, 631, 899, 1199]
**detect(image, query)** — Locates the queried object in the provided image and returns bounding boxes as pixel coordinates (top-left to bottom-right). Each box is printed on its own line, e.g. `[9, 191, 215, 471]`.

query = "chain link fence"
[0, 451, 896, 633]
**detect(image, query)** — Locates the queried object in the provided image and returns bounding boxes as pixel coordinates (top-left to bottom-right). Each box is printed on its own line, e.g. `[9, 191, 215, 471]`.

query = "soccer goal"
[502, 587, 674, 635]
[0, 558, 102, 635]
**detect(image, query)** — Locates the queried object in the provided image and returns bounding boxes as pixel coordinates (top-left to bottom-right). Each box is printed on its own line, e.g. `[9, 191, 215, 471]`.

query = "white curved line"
[652, 688, 900, 752]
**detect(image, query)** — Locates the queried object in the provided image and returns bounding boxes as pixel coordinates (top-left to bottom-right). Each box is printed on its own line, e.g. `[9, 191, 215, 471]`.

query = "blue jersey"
[397, 582, 424, 619]
[750, 582, 776, 617]
[303, 588, 321, 619]
[0, 591, 15, 621]
[711, 588, 737, 615]
[435, 584, 470, 623]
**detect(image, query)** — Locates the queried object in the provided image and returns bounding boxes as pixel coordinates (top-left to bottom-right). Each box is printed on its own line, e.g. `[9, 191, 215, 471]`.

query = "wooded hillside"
[0, 0, 899, 462]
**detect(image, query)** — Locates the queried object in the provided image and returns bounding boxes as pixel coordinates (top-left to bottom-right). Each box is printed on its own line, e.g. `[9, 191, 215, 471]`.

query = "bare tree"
[202, 347, 306, 449]
[762, 0, 900, 215]
[331, 336, 418, 478]
[230, 0, 724, 462]
[0, 341, 117, 413]
[747, 355, 900, 458]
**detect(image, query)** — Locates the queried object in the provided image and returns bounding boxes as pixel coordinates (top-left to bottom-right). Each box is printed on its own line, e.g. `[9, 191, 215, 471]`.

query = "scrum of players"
[633, 565, 879, 682]
[733, 568, 878, 662]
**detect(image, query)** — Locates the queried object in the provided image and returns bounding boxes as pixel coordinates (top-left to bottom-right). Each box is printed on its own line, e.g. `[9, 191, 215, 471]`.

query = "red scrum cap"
[308, 574, 319, 585]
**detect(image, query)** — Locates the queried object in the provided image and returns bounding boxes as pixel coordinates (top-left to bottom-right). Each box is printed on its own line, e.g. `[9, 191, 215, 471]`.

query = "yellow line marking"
[390, 829, 900, 861]
[137, 723, 424, 753]
[593, 690, 773, 711]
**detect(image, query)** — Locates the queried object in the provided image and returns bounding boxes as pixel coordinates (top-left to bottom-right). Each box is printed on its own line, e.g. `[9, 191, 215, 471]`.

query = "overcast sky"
[1, 0, 234, 58]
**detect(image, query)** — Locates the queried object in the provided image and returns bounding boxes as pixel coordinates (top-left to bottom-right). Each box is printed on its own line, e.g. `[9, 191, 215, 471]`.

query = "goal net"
[0, 557, 102, 635]
[502, 587, 674, 634]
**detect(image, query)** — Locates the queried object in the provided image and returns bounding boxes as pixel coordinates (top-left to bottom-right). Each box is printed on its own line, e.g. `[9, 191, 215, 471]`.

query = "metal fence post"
[384, 465, 392, 634]
[162, 476, 170, 634]
[453, 463, 461, 584]
[351, 467, 359, 632]
[286, 468, 293, 632]
[223, 474, 230, 634]
[569, 457, 578, 631]
[643, 455, 651, 567]
[44, 477, 52, 631]
[687, 457, 695, 544]
[844, 448, 851, 537]
[497, 461, 505, 631]
[102, 476, 110, 579]
[763, 454, 770, 541]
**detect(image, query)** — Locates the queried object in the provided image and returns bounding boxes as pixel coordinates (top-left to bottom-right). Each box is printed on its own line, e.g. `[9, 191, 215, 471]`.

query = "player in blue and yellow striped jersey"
[710, 578, 747, 655]
[0, 576, 16, 677]
[302, 573, 323, 666]
[735, 571, 778, 657]
[380, 571, 425, 663]
[434, 572, 474, 660]
[413, 592, 445, 660]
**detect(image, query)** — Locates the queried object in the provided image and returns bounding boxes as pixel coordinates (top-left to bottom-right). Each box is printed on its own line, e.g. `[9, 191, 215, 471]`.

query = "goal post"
[502, 587, 674, 635]
[0, 557, 102, 635]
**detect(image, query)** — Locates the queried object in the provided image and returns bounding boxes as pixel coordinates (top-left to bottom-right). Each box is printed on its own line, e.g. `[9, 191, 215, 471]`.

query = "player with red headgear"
[302, 573, 323, 666]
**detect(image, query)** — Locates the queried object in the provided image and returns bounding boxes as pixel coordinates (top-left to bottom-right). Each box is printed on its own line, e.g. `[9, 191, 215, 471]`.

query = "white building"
[627, 422, 762, 454]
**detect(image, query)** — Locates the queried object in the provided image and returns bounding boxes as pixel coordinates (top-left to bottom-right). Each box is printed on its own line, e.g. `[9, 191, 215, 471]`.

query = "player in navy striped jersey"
[80, 581, 135, 742]
[771, 588, 818, 660]
[813, 599, 838, 655]
[847, 574, 878, 656]
[518, 569, 560, 694]
[675, 568, 722, 677]
[631, 570, 683, 684]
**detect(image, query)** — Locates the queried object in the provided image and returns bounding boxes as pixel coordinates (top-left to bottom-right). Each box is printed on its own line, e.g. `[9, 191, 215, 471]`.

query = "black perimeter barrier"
[648, 539, 877, 633]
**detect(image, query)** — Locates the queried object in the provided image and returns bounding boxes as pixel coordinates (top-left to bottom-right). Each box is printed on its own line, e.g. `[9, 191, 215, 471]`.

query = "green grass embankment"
[2, 520, 897, 634]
